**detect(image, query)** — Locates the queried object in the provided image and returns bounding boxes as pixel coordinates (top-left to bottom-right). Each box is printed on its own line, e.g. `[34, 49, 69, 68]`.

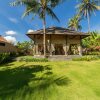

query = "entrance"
[38, 44, 50, 55]
[55, 44, 65, 55]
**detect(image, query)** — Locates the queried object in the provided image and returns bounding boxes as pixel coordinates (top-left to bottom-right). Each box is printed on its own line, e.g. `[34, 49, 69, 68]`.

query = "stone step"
[33, 55, 81, 61]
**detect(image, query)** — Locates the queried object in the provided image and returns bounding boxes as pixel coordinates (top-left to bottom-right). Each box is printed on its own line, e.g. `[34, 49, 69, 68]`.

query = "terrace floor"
[34, 55, 81, 61]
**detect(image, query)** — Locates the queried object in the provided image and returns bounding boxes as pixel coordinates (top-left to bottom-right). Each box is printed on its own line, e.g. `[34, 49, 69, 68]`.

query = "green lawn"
[0, 60, 100, 100]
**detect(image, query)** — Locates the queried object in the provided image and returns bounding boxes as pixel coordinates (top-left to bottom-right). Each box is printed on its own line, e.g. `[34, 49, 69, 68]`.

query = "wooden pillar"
[51, 44, 55, 55]
[50, 34, 52, 56]
[33, 35, 36, 55]
[65, 35, 67, 55]
[35, 44, 38, 55]
[78, 36, 82, 56]
[63, 44, 66, 55]
[66, 44, 70, 55]
[66, 36, 70, 55]
[78, 44, 82, 56]
[35, 35, 39, 55]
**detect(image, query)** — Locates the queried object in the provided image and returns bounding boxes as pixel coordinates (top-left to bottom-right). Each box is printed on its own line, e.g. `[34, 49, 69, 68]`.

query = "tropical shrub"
[83, 51, 100, 55]
[82, 31, 100, 55]
[19, 56, 48, 62]
[0, 53, 11, 64]
[82, 31, 100, 48]
[16, 41, 34, 56]
[72, 55, 100, 61]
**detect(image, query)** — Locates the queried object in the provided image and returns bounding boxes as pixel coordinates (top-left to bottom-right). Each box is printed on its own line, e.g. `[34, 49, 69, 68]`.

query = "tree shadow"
[0, 64, 71, 100]
[0, 57, 16, 67]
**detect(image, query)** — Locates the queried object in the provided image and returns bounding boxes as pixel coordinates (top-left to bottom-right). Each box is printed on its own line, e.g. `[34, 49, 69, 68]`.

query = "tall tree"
[16, 41, 33, 55]
[68, 14, 82, 31]
[76, 0, 100, 32]
[11, 0, 63, 57]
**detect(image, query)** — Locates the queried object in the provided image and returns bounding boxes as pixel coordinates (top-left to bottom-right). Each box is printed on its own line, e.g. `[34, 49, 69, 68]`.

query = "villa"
[0, 35, 17, 53]
[27, 27, 89, 58]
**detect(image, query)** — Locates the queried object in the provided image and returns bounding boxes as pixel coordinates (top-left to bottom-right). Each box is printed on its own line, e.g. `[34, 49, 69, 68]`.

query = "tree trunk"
[43, 12, 46, 58]
[87, 11, 90, 33]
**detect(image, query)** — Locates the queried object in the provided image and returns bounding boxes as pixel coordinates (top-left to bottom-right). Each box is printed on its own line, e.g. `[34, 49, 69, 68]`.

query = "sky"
[0, 0, 100, 44]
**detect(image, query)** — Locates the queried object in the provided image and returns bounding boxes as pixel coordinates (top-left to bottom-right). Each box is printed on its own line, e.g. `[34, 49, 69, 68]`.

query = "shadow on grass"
[0, 64, 71, 100]
[0, 58, 15, 67]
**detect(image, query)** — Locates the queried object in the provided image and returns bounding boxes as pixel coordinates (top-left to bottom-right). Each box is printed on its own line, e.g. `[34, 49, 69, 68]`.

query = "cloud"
[4, 36, 17, 44]
[8, 18, 18, 23]
[5, 30, 17, 35]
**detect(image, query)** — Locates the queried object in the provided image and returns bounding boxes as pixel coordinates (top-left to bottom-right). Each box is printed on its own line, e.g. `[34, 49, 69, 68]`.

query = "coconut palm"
[77, 0, 100, 32]
[11, 0, 63, 57]
[68, 14, 82, 31]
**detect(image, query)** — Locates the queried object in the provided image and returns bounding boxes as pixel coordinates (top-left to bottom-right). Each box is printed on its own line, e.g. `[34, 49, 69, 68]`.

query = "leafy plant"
[72, 55, 100, 61]
[16, 41, 33, 56]
[0, 53, 11, 64]
[19, 56, 48, 62]
[82, 31, 100, 48]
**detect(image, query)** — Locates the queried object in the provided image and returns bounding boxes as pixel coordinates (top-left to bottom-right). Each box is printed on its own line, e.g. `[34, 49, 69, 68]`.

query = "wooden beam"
[69, 35, 77, 39]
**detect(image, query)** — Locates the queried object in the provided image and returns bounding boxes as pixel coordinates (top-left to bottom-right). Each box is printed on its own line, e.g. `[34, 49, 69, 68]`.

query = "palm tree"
[68, 14, 82, 31]
[76, 0, 100, 32]
[11, 0, 63, 57]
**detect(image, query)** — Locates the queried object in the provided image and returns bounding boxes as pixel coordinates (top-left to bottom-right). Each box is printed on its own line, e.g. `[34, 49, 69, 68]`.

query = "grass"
[0, 60, 100, 100]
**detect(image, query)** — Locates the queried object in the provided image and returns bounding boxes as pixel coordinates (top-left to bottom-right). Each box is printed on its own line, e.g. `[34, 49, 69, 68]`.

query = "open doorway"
[38, 44, 50, 55]
[55, 44, 65, 55]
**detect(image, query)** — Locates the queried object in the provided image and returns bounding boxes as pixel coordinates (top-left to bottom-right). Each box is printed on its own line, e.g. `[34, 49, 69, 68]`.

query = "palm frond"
[50, 0, 64, 7]
[67, 14, 82, 31]
[95, 5, 100, 10]
[46, 7, 60, 22]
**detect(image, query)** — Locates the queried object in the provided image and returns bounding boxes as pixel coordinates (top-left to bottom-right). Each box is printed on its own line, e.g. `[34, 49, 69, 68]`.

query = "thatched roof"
[27, 27, 89, 38]
[0, 35, 8, 43]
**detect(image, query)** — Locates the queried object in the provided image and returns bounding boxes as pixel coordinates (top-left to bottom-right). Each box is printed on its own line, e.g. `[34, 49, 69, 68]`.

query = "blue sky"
[0, 0, 100, 43]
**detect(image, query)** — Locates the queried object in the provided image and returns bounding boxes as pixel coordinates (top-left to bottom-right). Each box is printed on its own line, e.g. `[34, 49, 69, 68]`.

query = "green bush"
[72, 55, 100, 61]
[10, 52, 18, 57]
[83, 51, 100, 55]
[0, 53, 11, 64]
[19, 57, 48, 62]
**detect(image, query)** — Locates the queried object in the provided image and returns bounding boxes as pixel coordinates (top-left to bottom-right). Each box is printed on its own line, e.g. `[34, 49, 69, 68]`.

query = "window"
[0, 43, 5, 46]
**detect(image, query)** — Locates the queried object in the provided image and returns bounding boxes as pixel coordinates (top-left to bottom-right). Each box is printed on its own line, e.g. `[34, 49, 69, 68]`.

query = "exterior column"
[63, 44, 67, 55]
[35, 44, 38, 55]
[50, 35, 52, 56]
[50, 44, 52, 56]
[33, 44, 36, 55]
[66, 44, 70, 55]
[79, 36, 82, 56]
[78, 44, 82, 56]
[33, 35, 36, 56]
[51, 44, 55, 55]
[65, 35, 67, 55]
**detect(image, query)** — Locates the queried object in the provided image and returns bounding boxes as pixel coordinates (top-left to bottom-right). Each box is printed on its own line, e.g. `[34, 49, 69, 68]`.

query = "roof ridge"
[27, 26, 87, 35]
